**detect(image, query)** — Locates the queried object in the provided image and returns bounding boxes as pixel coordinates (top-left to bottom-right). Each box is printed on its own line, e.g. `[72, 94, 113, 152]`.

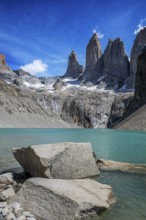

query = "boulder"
[9, 178, 114, 220]
[97, 158, 146, 174]
[0, 188, 15, 201]
[63, 51, 84, 79]
[13, 142, 99, 179]
[0, 173, 14, 185]
[53, 78, 66, 90]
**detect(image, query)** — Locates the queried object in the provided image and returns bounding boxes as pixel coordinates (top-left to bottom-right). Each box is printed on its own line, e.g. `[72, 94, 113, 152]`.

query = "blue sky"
[0, 0, 146, 76]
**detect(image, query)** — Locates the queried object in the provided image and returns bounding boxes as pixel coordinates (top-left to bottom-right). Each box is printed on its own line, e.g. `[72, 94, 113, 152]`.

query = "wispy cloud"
[20, 60, 48, 75]
[134, 18, 146, 35]
[92, 26, 104, 38]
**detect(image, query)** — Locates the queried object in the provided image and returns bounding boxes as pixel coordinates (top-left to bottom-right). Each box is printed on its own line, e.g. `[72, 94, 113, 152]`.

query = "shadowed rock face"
[112, 47, 146, 129]
[102, 38, 130, 89]
[63, 51, 84, 78]
[128, 28, 146, 88]
[134, 46, 146, 103]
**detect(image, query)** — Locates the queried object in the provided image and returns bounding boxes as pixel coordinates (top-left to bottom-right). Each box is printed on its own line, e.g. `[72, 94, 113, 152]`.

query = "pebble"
[0, 173, 14, 185]
[22, 212, 30, 216]
[0, 172, 37, 220]
[0, 214, 3, 220]
[5, 213, 16, 220]
[17, 216, 25, 220]
[1, 207, 9, 217]
[0, 188, 15, 201]
[0, 202, 6, 209]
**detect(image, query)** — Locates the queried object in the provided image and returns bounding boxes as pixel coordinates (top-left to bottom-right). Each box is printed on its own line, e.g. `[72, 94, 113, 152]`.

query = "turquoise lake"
[0, 128, 146, 220]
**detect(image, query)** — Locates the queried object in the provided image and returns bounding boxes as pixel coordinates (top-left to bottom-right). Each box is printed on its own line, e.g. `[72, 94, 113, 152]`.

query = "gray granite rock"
[13, 142, 99, 179]
[0, 188, 15, 201]
[9, 178, 114, 220]
[0, 173, 14, 185]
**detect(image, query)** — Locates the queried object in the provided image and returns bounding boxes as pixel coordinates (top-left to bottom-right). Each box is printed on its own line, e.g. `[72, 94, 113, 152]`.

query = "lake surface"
[0, 128, 146, 220]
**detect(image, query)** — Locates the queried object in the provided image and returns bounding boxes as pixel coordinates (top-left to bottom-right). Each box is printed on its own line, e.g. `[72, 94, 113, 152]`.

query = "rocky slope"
[0, 79, 74, 128]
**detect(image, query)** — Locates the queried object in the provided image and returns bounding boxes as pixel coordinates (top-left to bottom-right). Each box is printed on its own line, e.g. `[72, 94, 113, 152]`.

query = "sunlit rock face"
[0, 53, 17, 83]
[82, 33, 102, 82]
[63, 51, 84, 79]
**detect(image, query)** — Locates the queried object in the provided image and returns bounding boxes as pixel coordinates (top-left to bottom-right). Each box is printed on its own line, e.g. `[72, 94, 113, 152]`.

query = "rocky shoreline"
[0, 142, 115, 220]
[1, 142, 146, 219]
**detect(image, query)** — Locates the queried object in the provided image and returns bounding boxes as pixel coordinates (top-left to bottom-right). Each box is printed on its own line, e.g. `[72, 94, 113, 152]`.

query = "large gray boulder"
[13, 142, 99, 179]
[9, 178, 114, 220]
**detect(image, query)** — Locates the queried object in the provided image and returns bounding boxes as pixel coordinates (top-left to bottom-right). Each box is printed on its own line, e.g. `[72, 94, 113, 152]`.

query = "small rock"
[0, 188, 15, 201]
[0, 184, 6, 190]
[1, 207, 9, 217]
[16, 215, 25, 220]
[0, 202, 6, 208]
[10, 202, 20, 211]
[22, 211, 30, 216]
[5, 213, 16, 220]
[26, 218, 36, 220]
[0, 173, 14, 185]
[0, 214, 3, 220]
[25, 214, 35, 218]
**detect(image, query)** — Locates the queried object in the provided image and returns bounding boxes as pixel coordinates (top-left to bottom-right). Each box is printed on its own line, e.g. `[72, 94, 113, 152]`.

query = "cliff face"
[0, 79, 73, 128]
[102, 38, 130, 89]
[128, 27, 146, 88]
[63, 51, 84, 79]
[112, 46, 146, 130]
[0, 53, 17, 83]
[134, 46, 146, 103]
[82, 36, 129, 89]
[83, 33, 102, 82]
[0, 54, 10, 71]
[85, 33, 102, 68]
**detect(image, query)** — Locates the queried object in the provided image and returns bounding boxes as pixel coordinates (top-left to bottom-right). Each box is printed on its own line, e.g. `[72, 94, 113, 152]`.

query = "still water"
[0, 128, 146, 220]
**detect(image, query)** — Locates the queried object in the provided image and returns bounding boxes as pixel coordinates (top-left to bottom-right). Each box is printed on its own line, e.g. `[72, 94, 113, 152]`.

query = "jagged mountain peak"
[63, 51, 84, 79]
